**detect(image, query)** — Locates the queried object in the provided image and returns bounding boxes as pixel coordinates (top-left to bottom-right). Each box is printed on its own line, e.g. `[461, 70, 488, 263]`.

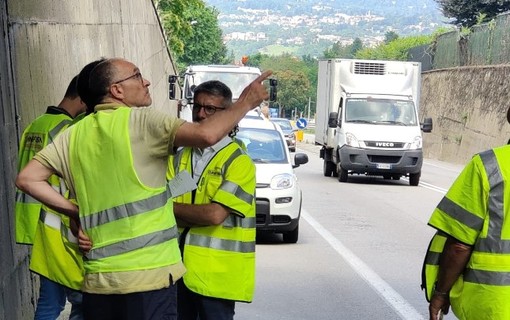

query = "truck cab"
[170, 65, 263, 122]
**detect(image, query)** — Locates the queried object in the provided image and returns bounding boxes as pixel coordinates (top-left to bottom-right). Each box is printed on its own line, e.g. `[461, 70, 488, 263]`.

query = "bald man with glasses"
[16, 58, 271, 320]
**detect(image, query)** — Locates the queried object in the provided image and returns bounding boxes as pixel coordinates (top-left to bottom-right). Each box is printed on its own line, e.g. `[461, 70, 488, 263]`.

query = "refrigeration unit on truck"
[169, 64, 276, 121]
[315, 59, 433, 186]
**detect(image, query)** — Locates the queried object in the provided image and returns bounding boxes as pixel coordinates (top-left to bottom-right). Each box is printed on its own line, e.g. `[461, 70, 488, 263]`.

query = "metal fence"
[426, 13, 510, 69]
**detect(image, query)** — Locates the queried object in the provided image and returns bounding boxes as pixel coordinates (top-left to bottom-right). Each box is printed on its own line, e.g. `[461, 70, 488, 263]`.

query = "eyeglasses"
[113, 72, 143, 85]
[193, 103, 226, 115]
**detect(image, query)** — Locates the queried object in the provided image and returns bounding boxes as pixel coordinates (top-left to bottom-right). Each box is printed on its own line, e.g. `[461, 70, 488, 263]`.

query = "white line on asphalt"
[302, 210, 425, 320]
[418, 181, 448, 194]
[401, 178, 448, 194]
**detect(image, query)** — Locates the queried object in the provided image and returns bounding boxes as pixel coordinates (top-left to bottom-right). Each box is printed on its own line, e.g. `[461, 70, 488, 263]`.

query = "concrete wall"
[9, 0, 179, 130]
[420, 65, 510, 165]
[1, 1, 178, 319]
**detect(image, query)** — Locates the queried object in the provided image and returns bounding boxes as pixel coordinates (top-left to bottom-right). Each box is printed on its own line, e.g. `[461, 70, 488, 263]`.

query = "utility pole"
[307, 97, 311, 121]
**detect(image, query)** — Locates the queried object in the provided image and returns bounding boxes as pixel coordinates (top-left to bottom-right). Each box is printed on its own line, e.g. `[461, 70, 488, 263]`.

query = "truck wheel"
[283, 225, 299, 244]
[338, 167, 348, 182]
[409, 172, 420, 186]
[323, 160, 335, 177]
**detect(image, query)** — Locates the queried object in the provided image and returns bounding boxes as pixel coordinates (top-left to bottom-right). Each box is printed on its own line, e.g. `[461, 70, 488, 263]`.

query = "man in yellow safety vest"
[167, 80, 256, 319]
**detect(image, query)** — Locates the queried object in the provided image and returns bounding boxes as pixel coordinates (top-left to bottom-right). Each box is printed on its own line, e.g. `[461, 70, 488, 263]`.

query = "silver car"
[271, 118, 297, 152]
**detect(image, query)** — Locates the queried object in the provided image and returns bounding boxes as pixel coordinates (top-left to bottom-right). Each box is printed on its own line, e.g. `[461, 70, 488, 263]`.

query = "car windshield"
[237, 128, 288, 164]
[345, 98, 418, 126]
[271, 119, 293, 131]
[184, 71, 260, 100]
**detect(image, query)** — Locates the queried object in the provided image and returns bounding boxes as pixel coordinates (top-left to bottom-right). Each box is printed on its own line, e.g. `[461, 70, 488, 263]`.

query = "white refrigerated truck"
[315, 59, 432, 186]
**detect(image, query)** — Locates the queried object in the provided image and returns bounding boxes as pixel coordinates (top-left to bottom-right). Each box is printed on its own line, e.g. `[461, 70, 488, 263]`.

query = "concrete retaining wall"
[420, 65, 510, 165]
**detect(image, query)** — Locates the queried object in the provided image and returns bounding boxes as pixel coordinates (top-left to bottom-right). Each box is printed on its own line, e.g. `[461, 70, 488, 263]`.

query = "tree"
[322, 38, 364, 59]
[155, 0, 203, 57]
[384, 31, 399, 44]
[177, 5, 228, 67]
[435, 0, 510, 27]
[355, 34, 433, 60]
[155, 0, 227, 70]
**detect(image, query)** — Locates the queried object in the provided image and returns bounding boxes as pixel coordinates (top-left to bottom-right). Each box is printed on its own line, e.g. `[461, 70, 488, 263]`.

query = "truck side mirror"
[168, 75, 178, 100]
[269, 78, 277, 102]
[421, 117, 433, 133]
[328, 112, 338, 128]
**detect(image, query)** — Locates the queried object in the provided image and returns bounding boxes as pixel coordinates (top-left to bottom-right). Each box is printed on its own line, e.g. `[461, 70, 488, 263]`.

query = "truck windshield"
[184, 71, 260, 100]
[345, 98, 418, 126]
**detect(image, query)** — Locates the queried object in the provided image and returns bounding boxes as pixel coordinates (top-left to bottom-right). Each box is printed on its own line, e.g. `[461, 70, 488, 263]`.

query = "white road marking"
[302, 209, 425, 320]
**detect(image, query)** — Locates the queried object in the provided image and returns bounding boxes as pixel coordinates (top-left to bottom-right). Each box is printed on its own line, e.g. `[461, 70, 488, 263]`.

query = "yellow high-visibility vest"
[69, 107, 181, 280]
[168, 142, 256, 302]
[427, 146, 510, 320]
[15, 109, 72, 244]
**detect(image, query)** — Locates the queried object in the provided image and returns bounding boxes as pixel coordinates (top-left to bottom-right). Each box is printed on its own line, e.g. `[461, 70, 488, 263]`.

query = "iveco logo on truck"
[376, 142, 394, 147]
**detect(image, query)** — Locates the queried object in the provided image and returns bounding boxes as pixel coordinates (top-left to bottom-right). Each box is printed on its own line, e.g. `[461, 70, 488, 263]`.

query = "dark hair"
[63, 75, 79, 99]
[193, 80, 238, 137]
[193, 80, 233, 108]
[77, 58, 107, 114]
[87, 58, 117, 113]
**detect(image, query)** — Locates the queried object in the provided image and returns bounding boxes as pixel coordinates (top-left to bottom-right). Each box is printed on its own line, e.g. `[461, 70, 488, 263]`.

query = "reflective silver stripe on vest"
[39, 209, 77, 243]
[221, 148, 243, 176]
[218, 148, 253, 203]
[424, 251, 441, 266]
[186, 233, 255, 253]
[464, 268, 510, 285]
[462, 150, 510, 285]
[220, 181, 254, 205]
[48, 119, 72, 143]
[16, 190, 39, 204]
[173, 149, 185, 173]
[475, 150, 507, 253]
[81, 189, 172, 230]
[436, 197, 484, 230]
[223, 215, 256, 228]
[86, 225, 179, 260]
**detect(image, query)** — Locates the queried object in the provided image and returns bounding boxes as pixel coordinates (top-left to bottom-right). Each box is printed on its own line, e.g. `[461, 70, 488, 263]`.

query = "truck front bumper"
[338, 146, 422, 175]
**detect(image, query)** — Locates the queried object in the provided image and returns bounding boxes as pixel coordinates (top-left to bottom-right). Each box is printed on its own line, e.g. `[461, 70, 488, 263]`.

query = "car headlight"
[345, 132, 360, 148]
[270, 173, 294, 190]
[408, 136, 422, 149]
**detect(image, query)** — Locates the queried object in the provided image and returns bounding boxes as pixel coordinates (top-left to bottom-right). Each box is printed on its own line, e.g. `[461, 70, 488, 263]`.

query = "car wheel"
[290, 147, 296, 152]
[283, 225, 299, 244]
[323, 160, 335, 177]
[409, 172, 420, 186]
[338, 167, 348, 182]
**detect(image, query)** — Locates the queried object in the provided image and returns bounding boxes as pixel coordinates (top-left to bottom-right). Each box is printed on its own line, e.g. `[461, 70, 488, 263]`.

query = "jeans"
[34, 276, 83, 320]
[66, 288, 84, 320]
[34, 276, 65, 320]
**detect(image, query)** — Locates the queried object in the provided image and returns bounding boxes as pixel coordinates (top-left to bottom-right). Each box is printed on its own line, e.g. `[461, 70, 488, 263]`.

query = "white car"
[237, 117, 308, 243]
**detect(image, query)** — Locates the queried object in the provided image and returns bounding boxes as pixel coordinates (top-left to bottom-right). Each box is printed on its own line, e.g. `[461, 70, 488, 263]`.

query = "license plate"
[376, 163, 392, 169]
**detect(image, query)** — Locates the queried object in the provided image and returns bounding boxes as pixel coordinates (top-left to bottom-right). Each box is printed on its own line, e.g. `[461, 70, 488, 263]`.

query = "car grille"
[256, 198, 269, 224]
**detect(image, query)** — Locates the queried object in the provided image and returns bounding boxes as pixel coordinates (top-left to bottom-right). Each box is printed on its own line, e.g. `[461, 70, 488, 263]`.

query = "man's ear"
[109, 84, 124, 100]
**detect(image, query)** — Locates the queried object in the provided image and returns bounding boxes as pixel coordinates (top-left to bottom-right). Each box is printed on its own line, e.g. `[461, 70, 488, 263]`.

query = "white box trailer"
[315, 59, 432, 186]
